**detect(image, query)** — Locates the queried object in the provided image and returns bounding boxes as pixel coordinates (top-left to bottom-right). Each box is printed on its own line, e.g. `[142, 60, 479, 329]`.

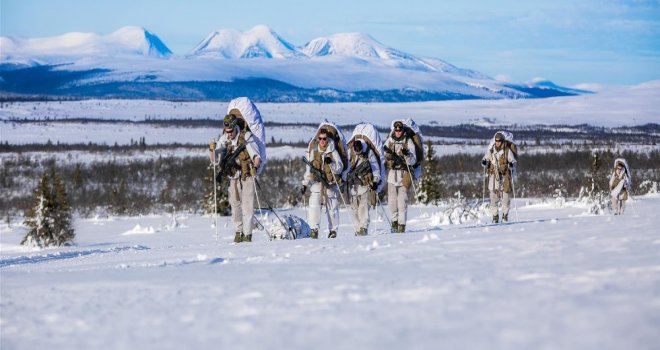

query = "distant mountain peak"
[190, 25, 302, 59]
[1, 26, 172, 60]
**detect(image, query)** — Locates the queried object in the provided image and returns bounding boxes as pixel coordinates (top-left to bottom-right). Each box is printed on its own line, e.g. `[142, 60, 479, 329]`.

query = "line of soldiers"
[211, 115, 633, 242]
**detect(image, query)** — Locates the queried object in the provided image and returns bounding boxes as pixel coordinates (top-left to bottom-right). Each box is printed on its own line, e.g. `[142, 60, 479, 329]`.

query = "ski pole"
[511, 171, 519, 222]
[375, 192, 392, 230]
[210, 138, 219, 240]
[331, 171, 357, 234]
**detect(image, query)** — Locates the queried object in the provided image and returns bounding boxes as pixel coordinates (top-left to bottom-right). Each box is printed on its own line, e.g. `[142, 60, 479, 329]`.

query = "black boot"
[398, 224, 406, 233]
[233, 232, 242, 243]
[328, 230, 337, 238]
[310, 229, 318, 239]
[243, 234, 252, 242]
[492, 215, 499, 223]
[391, 221, 398, 233]
[502, 213, 508, 222]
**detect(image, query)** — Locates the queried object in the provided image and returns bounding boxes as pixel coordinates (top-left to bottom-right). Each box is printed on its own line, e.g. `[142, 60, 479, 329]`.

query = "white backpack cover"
[227, 97, 267, 175]
[348, 123, 386, 192]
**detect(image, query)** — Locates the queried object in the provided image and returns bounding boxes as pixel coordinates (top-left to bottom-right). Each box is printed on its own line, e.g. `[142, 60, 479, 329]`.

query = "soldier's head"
[393, 121, 405, 139]
[223, 114, 238, 139]
[616, 161, 625, 171]
[353, 140, 366, 154]
[317, 128, 330, 148]
[494, 132, 505, 148]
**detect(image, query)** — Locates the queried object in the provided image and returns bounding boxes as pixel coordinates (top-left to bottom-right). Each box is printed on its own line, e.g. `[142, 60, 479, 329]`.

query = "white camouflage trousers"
[228, 177, 256, 236]
[307, 184, 340, 233]
[388, 183, 409, 224]
[351, 191, 370, 232]
[489, 190, 511, 217]
[611, 195, 626, 215]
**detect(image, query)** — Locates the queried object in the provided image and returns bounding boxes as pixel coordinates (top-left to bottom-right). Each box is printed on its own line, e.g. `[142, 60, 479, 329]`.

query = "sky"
[1, 0, 659, 86]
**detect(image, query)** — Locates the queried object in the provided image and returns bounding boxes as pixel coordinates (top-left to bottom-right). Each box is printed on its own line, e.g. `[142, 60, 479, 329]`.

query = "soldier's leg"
[387, 182, 398, 223]
[611, 196, 619, 214]
[359, 191, 370, 231]
[308, 188, 322, 230]
[501, 190, 511, 217]
[228, 179, 243, 233]
[350, 193, 361, 232]
[325, 187, 340, 233]
[397, 185, 409, 225]
[241, 177, 256, 238]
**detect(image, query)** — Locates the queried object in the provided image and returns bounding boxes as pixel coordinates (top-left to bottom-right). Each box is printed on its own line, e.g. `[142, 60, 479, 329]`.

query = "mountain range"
[0, 25, 588, 102]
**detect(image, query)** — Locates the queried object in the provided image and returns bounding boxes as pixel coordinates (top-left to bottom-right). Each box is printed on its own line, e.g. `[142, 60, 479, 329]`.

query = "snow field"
[2, 196, 660, 350]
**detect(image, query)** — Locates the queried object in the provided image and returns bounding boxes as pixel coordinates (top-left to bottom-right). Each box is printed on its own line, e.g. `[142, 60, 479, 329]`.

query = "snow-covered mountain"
[0, 25, 583, 101]
[0, 26, 172, 61]
[190, 25, 303, 59]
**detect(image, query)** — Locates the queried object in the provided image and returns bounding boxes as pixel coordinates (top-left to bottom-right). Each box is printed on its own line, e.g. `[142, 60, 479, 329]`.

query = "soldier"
[384, 120, 417, 233]
[609, 158, 632, 215]
[210, 114, 262, 243]
[481, 132, 517, 223]
[301, 128, 344, 239]
[347, 139, 381, 236]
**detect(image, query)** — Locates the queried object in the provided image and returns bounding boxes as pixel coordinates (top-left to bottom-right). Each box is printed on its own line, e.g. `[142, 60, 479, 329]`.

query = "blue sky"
[2, 0, 659, 86]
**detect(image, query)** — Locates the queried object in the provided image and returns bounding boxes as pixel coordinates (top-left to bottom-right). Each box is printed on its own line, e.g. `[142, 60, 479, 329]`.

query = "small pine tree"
[417, 141, 443, 205]
[22, 171, 75, 247]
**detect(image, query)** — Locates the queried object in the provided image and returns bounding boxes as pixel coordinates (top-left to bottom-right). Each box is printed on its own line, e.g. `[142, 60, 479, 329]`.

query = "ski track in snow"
[2, 196, 660, 350]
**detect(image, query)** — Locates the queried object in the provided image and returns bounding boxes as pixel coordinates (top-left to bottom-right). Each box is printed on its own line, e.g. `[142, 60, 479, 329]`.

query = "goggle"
[224, 128, 234, 134]
[394, 129, 403, 132]
[318, 136, 328, 141]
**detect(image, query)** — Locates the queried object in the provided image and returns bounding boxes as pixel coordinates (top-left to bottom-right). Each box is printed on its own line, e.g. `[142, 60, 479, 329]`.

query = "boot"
[391, 221, 399, 233]
[357, 227, 367, 236]
[502, 213, 508, 222]
[233, 232, 242, 243]
[398, 224, 406, 233]
[328, 230, 337, 238]
[492, 215, 499, 223]
[310, 229, 318, 239]
[243, 234, 252, 242]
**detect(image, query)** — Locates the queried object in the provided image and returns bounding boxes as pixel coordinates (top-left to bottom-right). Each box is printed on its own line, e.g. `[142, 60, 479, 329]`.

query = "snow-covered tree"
[22, 171, 75, 247]
[417, 141, 443, 205]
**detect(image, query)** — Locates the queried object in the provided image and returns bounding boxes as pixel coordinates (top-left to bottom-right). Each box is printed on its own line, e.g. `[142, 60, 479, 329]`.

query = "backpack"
[348, 123, 386, 193]
[307, 120, 349, 178]
[390, 118, 426, 180]
[226, 97, 267, 175]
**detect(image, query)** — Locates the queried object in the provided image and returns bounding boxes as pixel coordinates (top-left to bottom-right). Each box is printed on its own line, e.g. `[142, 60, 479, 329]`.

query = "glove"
[401, 148, 410, 156]
[371, 182, 378, 191]
[481, 159, 490, 166]
[301, 185, 307, 194]
[508, 162, 515, 168]
[324, 156, 333, 164]
[209, 141, 216, 151]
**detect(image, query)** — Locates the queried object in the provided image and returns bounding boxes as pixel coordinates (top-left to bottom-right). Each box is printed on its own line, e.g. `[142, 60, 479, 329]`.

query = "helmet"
[223, 114, 238, 129]
[494, 132, 505, 141]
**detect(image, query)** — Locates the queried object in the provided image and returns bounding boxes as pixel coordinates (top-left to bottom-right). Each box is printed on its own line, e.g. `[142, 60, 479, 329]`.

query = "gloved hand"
[209, 141, 216, 151]
[371, 182, 378, 191]
[301, 185, 307, 194]
[401, 148, 410, 156]
[324, 156, 333, 164]
[508, 162, 515, 168]
[481, 159, 490, 167]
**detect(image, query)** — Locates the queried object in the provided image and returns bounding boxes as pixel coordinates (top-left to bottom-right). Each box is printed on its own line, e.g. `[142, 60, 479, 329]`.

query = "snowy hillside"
[0, 26, 172, 61]
[2, 196, 660, 350]
[0, 25, 579, 101]
[190, 25, 303, 59]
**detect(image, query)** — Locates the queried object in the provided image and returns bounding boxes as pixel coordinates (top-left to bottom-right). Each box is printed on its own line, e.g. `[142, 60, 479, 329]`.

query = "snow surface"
[2, 196, 660, 350]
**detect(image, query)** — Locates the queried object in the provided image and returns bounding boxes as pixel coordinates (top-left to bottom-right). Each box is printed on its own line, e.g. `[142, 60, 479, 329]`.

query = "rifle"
[301, 156, 333, 188]
[383, 145, 407, 169]
[215, 143, 247, 183]
[345, 159, 371, 189]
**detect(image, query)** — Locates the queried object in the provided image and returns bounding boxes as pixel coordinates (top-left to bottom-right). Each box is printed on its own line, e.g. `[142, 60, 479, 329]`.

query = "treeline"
[2, 149, 658, 218]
